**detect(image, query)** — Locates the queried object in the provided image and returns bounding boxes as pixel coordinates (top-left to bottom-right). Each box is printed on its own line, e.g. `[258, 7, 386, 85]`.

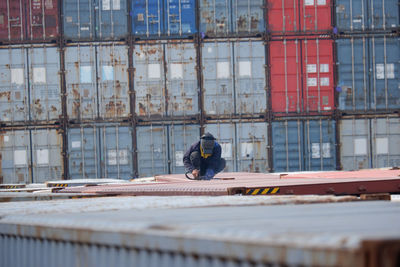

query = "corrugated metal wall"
[0, 0, 399, 181]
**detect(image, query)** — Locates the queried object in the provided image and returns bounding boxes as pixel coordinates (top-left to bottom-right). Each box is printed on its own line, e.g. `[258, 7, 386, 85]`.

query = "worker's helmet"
[200, 132, 216, 154]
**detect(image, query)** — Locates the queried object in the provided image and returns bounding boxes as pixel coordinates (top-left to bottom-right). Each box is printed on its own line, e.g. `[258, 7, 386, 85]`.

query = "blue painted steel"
[131, 0, 196, 38]
[199, 0, 230, 36]
[63, 0, 128, 40]
[272, 120, 336, 172]
[370, 36, 400, 110]
[68, 125, 133, 179]
[336, 0, 399, 32]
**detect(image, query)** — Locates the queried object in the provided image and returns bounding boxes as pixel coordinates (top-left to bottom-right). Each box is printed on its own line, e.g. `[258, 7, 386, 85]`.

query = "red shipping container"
[267, 0, 332, 34]
[270, 38, 334, 115]
[0, 0, 58, 42]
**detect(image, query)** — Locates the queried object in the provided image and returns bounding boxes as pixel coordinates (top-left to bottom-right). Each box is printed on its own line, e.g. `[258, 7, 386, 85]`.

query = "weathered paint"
[272, 119, 336, 172]
[68, 125, 134, 179]
[131, 0, 197, 38]
[337, 36, 400, 111]
[136, 124, 199, 177]
[0, 0, 59, 42]
[65, 44, 129, 121]
[200, 0, 265, 37]
[202, 40, 266, 116]
[63, 0, 128, 41]
[336, 0, 400, 32]
[0, 46, 61, 124]
[340, 117, 400, 170]
[133, 42, 198, 117]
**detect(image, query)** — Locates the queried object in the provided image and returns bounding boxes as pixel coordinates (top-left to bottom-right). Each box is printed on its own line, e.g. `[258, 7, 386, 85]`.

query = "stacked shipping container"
[0, 0, 399, 182]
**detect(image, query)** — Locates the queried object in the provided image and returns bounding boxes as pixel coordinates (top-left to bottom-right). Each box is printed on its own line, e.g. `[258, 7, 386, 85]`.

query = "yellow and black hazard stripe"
[1, 185, 21, 189]
[245, 187, 280, 195]
[48, 183, 69, 188]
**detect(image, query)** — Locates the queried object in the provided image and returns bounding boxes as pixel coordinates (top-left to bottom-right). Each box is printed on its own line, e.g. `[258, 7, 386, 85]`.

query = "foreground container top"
[270, 38, 334, 115]
[335, 0, 400, 32]
[67, 124, 134, 179]
[0, 128, 63, 184]
[337, 36, 400, 112]
[340, 117, 400, 170]
[63, 0, 128, 41]
[272, 118, 336, 172]
[131, 0, 197, 39]
[268, 0, 332, 34]
[0, 46, 61, 124]
[0, 0, 59, 42]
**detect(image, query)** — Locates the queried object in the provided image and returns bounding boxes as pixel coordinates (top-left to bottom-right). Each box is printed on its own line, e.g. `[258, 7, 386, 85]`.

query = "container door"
[136, 125, 168, 177]
[339, 119, 370, 170]
[97, 44, 130, 119]
[166, 0, 196, 36]
[302, 39, 334, 113]
[234, 41, 266, 115]
[0, 130, 31, 184]
[132, 0, 163, 37]
[370, 37, 400, 111]
[133, 43, 165, 117]
[97, 0, 127, 39]
[68, 127, 101, 178]
[65, 45, 98, 121]
[304, 119, 336, 171]
[369, 0, 400, 31]
[272, 120, 303, 172]
[236, 122, 268, 172]
[0, 0, 24, 41]
[336, 38, 369, 111]
[27, 0, 59, 41]
[300, 0, 331, 32]
[28, 47, 61, 122]
[371, 118, 400, 168]
[205, 123, 236, 172]
[63, 0, 94, 40]
[31, 129, 63, 183]
[267, 0, 298, 34]
[101, 126, 133, 179]
[270, 40, 302, 114]
[0, 47, 29, 123]
[202, 42, 234, 116]
[232, 0, 264, 35]
[169, 124, 199, 174]
[335, 0, 367, 32]
[200, 0, 231, 37]
[165, 43, 198, 117]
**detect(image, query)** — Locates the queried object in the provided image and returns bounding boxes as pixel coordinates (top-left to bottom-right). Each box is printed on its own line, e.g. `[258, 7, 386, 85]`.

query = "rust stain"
[105, 100, 126, 117]
[0, 91, 11, 101]
[34, 99, 43, 115]
[251, 16, 259, 30]
[51, 105, 57, 112]
[115, 80, 122, 96]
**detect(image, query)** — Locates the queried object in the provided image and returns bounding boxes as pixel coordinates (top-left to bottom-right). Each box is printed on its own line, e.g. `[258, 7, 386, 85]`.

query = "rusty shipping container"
[0, 0, 59, 43]
[0, 128, 63, 184]
[67, 124, 134, 179]
[63, 0, 128, 41]
[340, 117, 400, 171]
[0, 45, 61, 124]
[270, 38, 334, 115]
[202, 40, 267, 117]
[272, 118, 336, 172]
[136, 124, 200, 177]
[205, 121, 269, 173]
[133, 41, 198, 118]
[336, 36, 400, 112]
[65, 43, 130, 122]
[267, 0, 332, 35]
[199, 0, 265, 37]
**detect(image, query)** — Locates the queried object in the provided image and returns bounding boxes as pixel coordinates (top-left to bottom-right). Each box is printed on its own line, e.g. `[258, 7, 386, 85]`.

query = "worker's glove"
[204, 169, 215, 180]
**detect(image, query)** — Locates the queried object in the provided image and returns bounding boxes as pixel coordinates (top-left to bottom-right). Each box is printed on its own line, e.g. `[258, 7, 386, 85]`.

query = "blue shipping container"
[272, 119, 336, 172]
[337, 37, 400, 111]
[63, 0, 128, 40]
[68, 125, 134, 179]
[131, 0, 196, 38]
[336, 0, 400, 32]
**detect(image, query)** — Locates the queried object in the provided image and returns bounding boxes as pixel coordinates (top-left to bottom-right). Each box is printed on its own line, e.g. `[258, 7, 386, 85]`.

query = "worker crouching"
[183, 132, 226, 180]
